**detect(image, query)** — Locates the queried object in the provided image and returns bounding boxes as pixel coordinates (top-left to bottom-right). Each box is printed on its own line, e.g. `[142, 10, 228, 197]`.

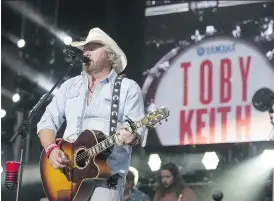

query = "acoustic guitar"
[40, 107, 169, 201]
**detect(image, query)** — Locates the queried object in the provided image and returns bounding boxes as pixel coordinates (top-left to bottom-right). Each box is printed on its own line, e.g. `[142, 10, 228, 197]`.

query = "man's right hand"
[48, 147, 69, 169]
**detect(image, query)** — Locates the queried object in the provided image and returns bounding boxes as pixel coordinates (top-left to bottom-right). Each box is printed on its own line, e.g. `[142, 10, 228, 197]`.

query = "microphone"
[5, 161, 20, 190]
[63, 49, 91, 63]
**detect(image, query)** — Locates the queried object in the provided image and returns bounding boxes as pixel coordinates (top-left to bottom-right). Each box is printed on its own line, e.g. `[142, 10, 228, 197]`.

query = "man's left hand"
[116, 127, 137, 146]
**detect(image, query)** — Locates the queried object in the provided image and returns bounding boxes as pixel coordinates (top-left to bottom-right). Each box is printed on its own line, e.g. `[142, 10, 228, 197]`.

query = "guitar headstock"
[141, 107, 170, 128]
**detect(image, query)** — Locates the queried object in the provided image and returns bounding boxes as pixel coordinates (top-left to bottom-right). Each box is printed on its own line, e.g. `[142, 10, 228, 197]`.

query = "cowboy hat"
[71, 27, 127, 73]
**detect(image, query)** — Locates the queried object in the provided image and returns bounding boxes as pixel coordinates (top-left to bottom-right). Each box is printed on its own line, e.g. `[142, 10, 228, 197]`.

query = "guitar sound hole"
[75, 149, 88, 168]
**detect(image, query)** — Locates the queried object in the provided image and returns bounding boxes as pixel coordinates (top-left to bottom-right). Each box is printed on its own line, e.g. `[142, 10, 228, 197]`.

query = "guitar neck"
[88, 120, 143, 157]
[87, 107, 169, 157]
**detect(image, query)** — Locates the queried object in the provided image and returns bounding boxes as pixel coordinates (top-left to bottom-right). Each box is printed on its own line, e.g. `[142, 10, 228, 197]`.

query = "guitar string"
[74, 120, 141, 163]
[74, 120, 139, 163]
[74, 133, 117, 163]
[74, 122, 139, 163]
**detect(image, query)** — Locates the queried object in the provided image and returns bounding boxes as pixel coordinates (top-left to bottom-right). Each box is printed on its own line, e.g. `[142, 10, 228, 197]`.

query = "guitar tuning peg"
[153, 125, 157, 128]
[165, 118, 168, 122]
[159, 121, 162, 125]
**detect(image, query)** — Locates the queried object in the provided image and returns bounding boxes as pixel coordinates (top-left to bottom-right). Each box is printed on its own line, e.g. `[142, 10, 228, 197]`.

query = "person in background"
[124, 170, 151, 201]
[153, 163, 197, 201]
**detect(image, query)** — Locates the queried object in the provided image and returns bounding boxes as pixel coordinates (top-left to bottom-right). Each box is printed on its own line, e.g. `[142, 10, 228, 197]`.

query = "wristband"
[45, 140, 63, 158]
[46, 144, 58, 158]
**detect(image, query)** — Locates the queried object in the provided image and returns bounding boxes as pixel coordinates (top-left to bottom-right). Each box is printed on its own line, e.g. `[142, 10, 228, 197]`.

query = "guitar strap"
[109, 74, 126, 137]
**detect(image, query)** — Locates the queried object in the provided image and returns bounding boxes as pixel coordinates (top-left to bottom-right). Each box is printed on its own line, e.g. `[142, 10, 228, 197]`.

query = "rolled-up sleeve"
[122, 82, 145, 142]
[37, 83, 67, 135]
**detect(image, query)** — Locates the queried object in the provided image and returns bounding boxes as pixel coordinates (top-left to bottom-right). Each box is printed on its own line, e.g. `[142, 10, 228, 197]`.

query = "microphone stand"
[9, 56, 78, 201]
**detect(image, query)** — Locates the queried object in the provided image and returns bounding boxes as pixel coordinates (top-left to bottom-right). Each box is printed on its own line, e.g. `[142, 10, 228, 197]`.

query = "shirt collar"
[100, 68, 117, 84]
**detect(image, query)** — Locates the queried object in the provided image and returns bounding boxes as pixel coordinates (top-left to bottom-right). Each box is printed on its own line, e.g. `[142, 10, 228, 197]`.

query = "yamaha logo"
[197, 43, 236, 56]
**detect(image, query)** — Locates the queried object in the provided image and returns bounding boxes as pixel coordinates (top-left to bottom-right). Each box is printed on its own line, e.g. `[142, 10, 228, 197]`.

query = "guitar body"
[40, 130, 111, 201]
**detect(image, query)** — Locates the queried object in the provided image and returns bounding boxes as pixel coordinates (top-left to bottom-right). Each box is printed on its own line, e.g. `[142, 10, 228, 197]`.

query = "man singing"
[37, 27, 145, 201]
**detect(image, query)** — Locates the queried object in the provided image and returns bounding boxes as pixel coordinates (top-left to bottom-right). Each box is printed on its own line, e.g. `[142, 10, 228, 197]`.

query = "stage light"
[63, 36, 72, 45]
[261, 149, 274, 159]
[17, 39, 25, 48]
[12, 93, 20, 103]
[202, 151, 219, 170]
[206, 25, 216, 35]
[236, 25, 241, 32]
[261, 149, 274, 168]
[191, 29, 204, 41]
[266, 51, 273, 60]
[262, 149, 274, 157]
[232, 25, 241, 38]
[264, 20, 273, 36]
[148, 154, 161, 172]
[1, 109, 6, 118]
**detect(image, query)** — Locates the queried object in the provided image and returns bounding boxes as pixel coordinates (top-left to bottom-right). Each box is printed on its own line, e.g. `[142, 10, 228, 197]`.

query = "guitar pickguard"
[61, 167, 72, 181]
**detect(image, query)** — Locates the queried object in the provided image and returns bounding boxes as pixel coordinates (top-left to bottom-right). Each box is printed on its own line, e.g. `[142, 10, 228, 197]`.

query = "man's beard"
[163, 183, 171, 189]
[162, 182, 175, 193]
[84, 61, 96, 74]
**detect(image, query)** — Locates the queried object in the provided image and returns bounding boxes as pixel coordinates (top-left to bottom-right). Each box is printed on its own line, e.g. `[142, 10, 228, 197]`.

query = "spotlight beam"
[1, 87, 14, 99]
[4, 1, 71, 44]
[2, 46, 55, 93]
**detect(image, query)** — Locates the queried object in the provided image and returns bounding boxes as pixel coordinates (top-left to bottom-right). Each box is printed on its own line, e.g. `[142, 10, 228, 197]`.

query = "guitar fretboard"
[87, 120, 143, 157]
[88, 134, 116, 157]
